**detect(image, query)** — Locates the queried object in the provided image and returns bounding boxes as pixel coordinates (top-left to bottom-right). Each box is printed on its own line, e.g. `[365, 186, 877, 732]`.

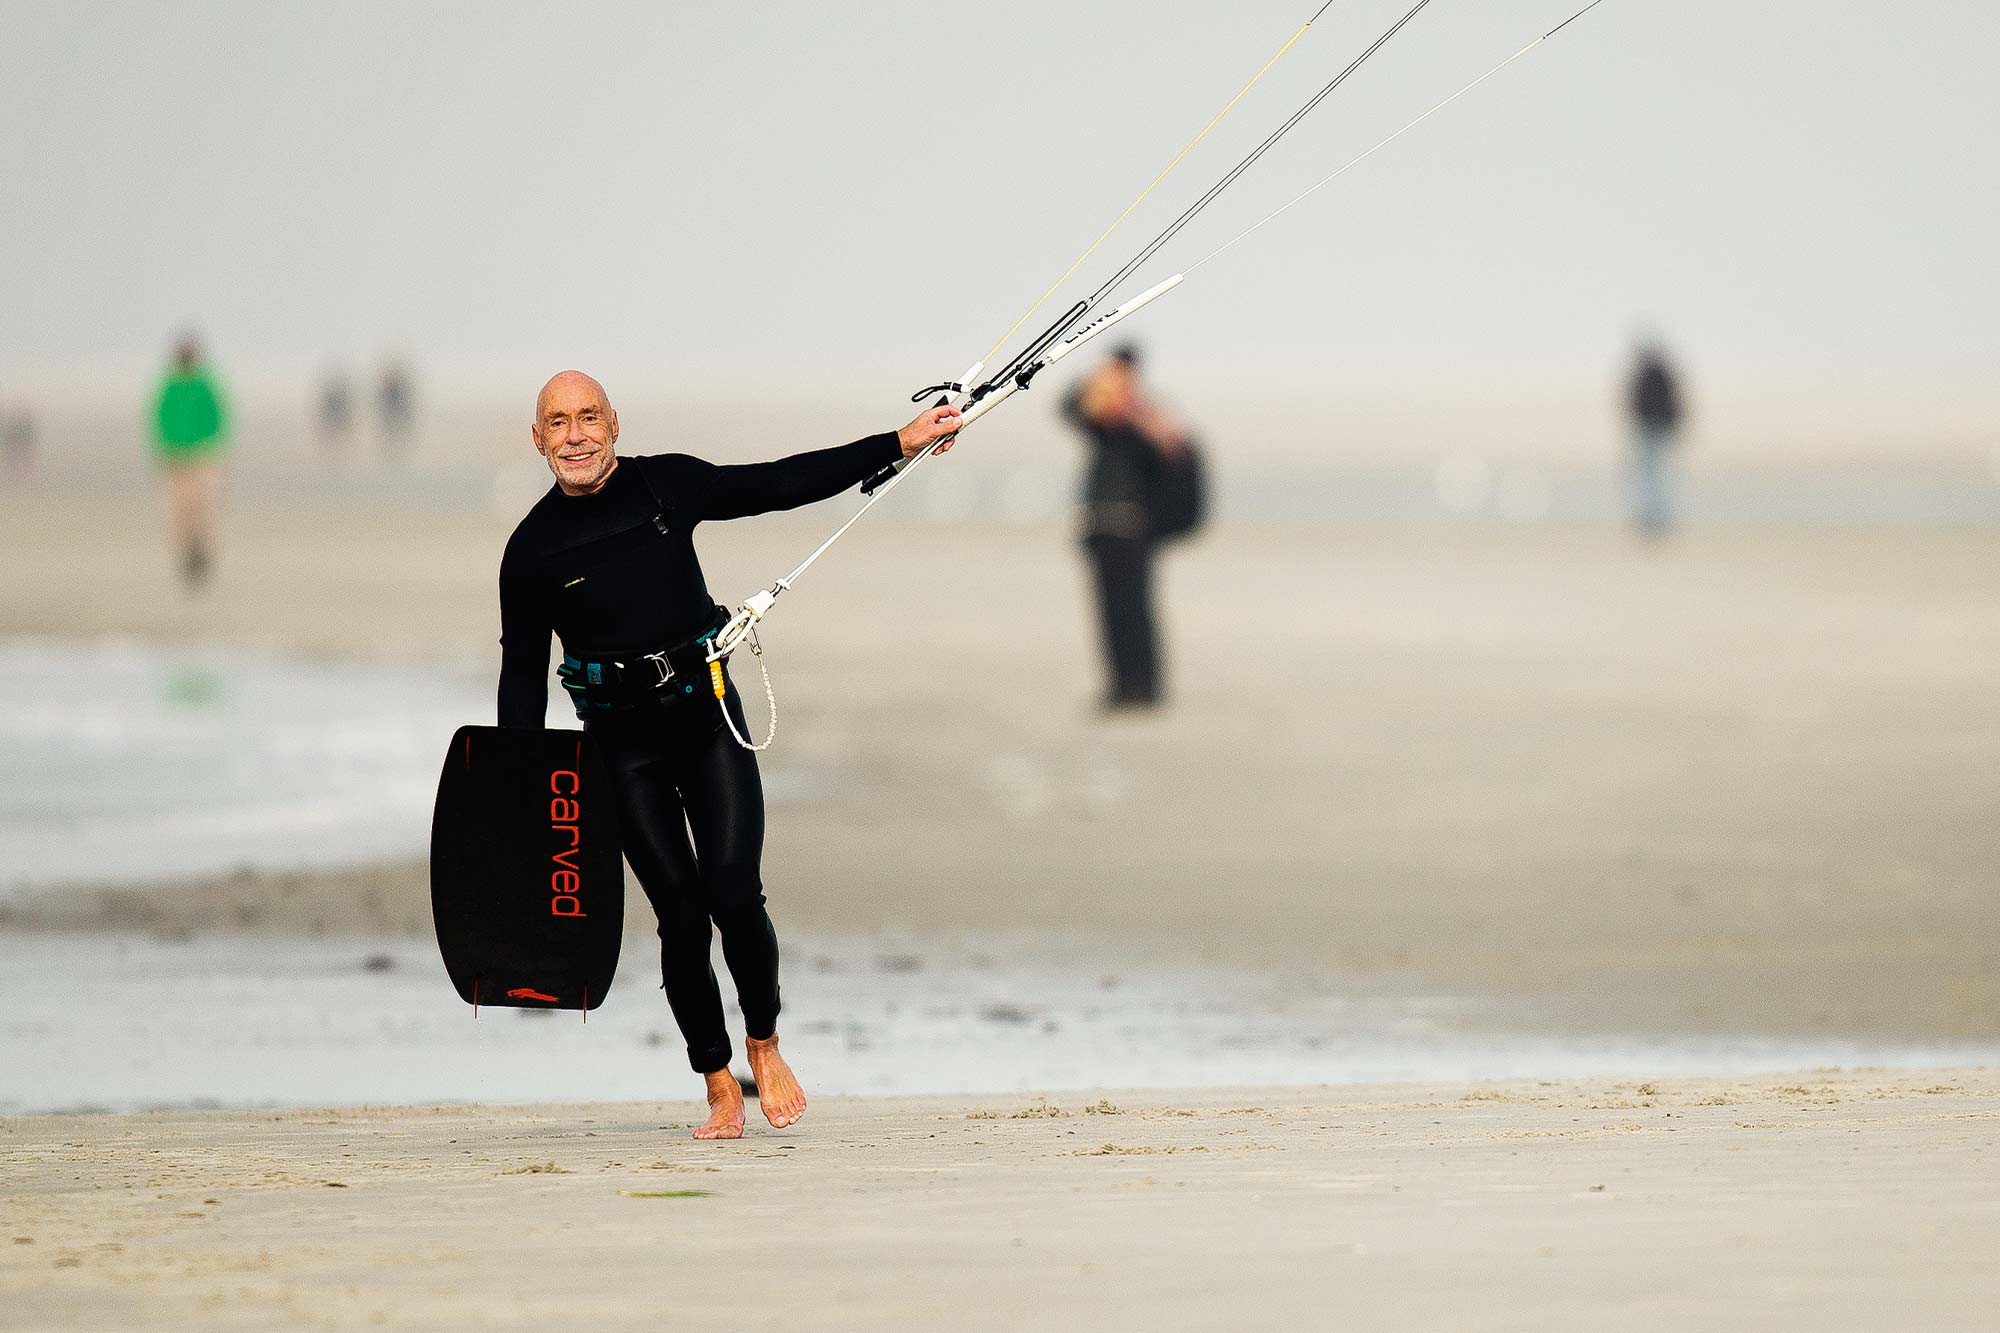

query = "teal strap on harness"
[556, 611, 730, 718]
[556, 655, 614, 713]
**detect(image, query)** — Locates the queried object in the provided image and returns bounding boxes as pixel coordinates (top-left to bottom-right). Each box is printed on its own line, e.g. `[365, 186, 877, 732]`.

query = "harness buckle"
[641, 651, 676, 687]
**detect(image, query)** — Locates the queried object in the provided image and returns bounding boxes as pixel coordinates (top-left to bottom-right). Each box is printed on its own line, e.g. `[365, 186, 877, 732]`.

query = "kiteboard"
[430, 725, 622, 1012]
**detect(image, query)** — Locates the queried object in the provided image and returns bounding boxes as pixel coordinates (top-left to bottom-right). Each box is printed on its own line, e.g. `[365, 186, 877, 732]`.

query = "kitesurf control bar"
[703, 0, 1618, 707]
[704, 273, 1184, 667]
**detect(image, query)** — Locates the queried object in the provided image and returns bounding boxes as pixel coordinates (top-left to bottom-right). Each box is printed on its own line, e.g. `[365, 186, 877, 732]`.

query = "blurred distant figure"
[376, 358, 415, 452]
[1626, 337, 1686, 538]
[151, 333, 229, 589]
[1062, 344, 1204, 713]
[1, 399, 34, 480]
[317, 370, 354, 453]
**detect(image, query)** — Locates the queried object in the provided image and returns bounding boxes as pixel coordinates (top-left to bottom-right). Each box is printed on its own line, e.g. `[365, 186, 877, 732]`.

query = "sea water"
[0, 636, 737, 898]
[0, 637, 825, 897]
[0, 638, 514, 895]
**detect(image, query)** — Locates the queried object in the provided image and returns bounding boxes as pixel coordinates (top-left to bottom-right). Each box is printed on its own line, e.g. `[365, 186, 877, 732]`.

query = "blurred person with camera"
[1062, 343, 1204, 712]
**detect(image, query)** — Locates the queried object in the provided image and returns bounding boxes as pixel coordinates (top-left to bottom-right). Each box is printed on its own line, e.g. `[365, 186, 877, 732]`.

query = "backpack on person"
[1148, 440, 1207, 541]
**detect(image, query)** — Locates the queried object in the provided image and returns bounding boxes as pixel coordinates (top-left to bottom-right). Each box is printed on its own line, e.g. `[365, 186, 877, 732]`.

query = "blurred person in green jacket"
[152, 332, 229, 588]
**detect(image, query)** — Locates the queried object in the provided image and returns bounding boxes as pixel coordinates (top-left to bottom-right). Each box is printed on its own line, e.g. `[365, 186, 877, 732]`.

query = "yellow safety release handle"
[710, 659, 726, 700]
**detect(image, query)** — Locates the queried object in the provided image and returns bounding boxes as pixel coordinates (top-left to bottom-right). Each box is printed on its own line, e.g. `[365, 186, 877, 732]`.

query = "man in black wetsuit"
[498, 370, 960, 1139]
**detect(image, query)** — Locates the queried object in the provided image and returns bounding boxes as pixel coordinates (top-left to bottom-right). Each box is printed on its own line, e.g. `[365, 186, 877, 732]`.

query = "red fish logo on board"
[506, 987, 560, 1003]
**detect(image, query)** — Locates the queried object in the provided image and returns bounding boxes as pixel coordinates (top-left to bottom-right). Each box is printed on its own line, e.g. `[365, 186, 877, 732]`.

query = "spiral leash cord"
[713, 628, 778, 752]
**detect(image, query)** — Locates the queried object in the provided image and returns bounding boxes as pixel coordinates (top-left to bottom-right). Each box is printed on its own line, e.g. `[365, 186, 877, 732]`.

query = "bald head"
[532, 369, 621, 496]
[536, 369, 611, 422]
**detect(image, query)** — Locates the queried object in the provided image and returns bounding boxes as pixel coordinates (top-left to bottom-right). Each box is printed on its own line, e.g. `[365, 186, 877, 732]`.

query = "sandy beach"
[5, 1068, 1997, 1330]
[5, 483, 1997, 1040]
[4, 472, 1998, 1327]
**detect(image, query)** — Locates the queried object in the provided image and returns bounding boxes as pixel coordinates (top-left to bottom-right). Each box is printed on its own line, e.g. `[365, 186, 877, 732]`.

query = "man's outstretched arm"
[699, 405, 961, 521]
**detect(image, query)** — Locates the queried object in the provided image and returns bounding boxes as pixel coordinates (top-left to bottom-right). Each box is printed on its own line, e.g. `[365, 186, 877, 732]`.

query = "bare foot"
[692, 1069, 744, 1140]
[744, 1034, 807, 1129]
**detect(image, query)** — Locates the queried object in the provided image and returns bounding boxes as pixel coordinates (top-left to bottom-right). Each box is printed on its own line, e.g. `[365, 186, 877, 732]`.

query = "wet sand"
[5, 486, 1998, 1041]
[4, 1068, 1996, 1330]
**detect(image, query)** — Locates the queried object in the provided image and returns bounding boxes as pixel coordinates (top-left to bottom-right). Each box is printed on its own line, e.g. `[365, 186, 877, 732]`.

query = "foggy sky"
[4, 0, 1996, 403]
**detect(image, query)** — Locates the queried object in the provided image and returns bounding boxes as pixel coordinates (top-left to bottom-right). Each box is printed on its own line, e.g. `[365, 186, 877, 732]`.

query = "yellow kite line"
[979, 0, 1339, 365]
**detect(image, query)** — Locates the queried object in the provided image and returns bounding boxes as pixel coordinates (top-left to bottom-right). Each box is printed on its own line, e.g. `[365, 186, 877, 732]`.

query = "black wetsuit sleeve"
[695, 432, 903, 521]
[496, 568, 552, 728]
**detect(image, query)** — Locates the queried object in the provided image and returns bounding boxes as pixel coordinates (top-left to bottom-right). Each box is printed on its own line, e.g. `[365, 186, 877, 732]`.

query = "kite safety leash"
[708, 625, 778, 752]
[704, 0, 1614, 749]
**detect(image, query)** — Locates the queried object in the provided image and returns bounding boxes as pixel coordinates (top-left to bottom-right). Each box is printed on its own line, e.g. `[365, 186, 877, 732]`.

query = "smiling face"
[532, 371, 620, 495]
